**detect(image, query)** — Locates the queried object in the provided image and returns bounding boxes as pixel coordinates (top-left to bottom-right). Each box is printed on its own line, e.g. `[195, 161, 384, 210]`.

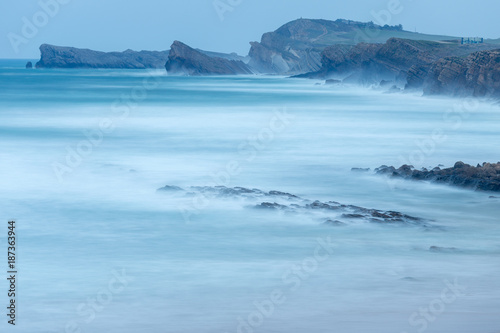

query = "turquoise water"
[1, 60, 499, 333]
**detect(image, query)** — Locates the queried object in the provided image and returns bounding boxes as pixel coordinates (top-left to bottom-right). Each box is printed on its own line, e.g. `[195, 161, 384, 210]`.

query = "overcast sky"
[1, 0, 499, 59]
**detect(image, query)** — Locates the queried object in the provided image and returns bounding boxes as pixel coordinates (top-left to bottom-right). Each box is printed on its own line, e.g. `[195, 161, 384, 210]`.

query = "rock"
[323, 219, 346, 226]
[157, 185, 184, 192]
[351, 167, 370, 172]
[25, 61, 33, 69]
[158, 185, 431, 227]
[255, 202, 288, 210]
[165, 41, 253, 76]
[375, 162, 500, 192]
[429, 246, 459, 253]
[35, 44, 170, 69]
[325, 79, 342, 85]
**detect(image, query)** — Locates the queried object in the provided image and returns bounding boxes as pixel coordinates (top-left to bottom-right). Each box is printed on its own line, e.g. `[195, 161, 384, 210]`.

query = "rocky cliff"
[248, 18, 458, 75]
[299, 37, 500, 97]
[165, 41, 253, 76]
[35, 44, 170, 69]
[423, 49, 500, 97]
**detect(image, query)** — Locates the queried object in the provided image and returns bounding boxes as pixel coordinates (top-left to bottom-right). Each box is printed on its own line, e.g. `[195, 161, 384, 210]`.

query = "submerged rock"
[158, 185, 431, 228]
[429, 246, 459, 253]
[375, 162, 500, 192]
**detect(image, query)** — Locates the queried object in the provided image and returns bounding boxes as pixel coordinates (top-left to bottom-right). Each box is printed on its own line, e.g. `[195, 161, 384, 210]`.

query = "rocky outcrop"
[165, 41, 253, 76]
[25, 61, 33, 69]
[375, 162, 500, 192]
[158, 185, 433, 227]
[423, 49, 500, 97]
[249, 19, 402, 75]
[300, 38, 498, 86]
[35, 44, 170, 69]
[248, 18, 463, 75]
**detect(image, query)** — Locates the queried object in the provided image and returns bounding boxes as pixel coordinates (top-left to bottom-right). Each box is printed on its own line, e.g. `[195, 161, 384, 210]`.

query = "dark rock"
[268, 190, 299, 198]
[158, 185, 431, 227]
[165, 41, 252, 76]
[157, 185, 184, 192]
[325, 79, 342, 85]
[341, 214, 365, 219]
[351, 168, 370, 172]
[429, 246, 459, 253]
[375, 162, 500, 192]
[25, 61, 33, 69]
[323, 219, 346, 226]
[255, 202, 288, 210]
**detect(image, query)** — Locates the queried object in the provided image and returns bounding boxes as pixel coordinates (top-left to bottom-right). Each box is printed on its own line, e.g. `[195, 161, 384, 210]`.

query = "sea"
[1, 59, 499, 333]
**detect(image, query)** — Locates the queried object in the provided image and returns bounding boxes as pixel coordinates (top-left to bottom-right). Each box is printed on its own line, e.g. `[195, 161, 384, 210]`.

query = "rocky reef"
[375, 162, 500, 192]
[35, 44, 170, 69]
[165, 41, 253, 76]
[158, 185, 434, 228]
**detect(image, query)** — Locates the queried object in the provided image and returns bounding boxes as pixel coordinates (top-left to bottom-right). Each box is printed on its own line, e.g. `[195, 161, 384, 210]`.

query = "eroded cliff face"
[305, 38, 444, 83]
[424, 50, 500, 97]
[165, 41, 253, 76]
[248, 19, 411, 75]
[300, 37, 500, 98]
[36, 44, 170, 69]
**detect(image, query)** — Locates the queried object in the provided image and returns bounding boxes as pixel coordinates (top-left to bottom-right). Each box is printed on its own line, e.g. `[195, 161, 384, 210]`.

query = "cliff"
[248, 18, 457, 75]
[165, 41, 253, 76]
[35, 44, 170, 69]
[423, 49, 500, 97]
[299, 38, 500, 96]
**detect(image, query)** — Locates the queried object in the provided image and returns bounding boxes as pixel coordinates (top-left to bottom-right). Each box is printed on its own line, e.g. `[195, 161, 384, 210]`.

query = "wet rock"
[323, 219, 346, 226]
[351, 167, 370, 172]
[157, 185, 184, 192]
[25, 61, 33, 69]
[375, 162, 500, 192]
[158, 185, 431, 227]
[342, 213, 365, 219]
[255, 202, 288, 210]
[429, 246, 459, 253]
[325, 79, 342, 85]
[268, 190, 300, 199]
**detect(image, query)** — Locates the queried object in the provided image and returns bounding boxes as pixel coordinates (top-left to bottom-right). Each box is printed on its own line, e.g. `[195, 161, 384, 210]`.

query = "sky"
[1, 0, 499, 59]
